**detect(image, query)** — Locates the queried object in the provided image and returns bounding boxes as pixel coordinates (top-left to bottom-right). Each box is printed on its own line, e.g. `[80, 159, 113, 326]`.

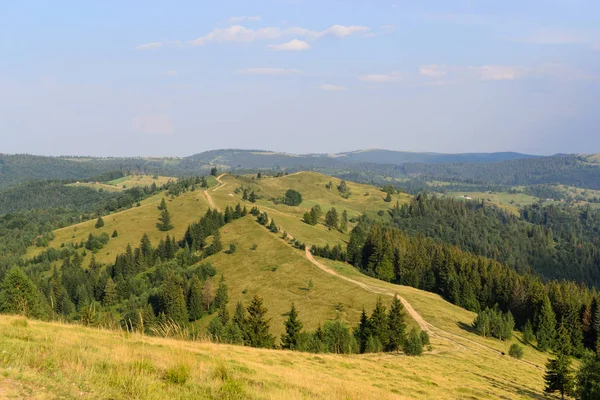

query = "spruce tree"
[187, 276, 204, 321]
[523, 320, 535, 345]
[248, 191, 257, 203]
[214, 275, 229, 310]
[537, 295, 557, 352]
[354, 309, 372, 353]
[269, 218, 278, 233]
[245, 295, 274, 348]
[576, 351, 600, 400]
[232, 301, 247, 335]
[281, 303, 303, 350]
[340, 210, 348, 232]
[387, 296, 407, 352]
[160, 276, 188, 325]
[95, 216, 104, 229]
[544, 324, 574, 399]
[102, 277, 118, 307]
[158, 198, 167, 211]
[325, 207, 339, 230]
[404, 328, 424, 356]
[0, 267, 48, 319]
[369, 297, 390, 350]
[384, 192, 392, 202]
[157, 208, 173, 231]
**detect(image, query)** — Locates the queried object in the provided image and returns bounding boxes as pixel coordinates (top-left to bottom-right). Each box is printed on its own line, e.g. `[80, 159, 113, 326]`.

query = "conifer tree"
[523, 320, 535, 345]
[157, 208, 173, 231]
[245, 295, 274, 348]
[387, 295, 407, 352]
[187, 276, 204, 321]
[369, 297, 390, 349]
[232, 301, 247, 335]
[160, 275, 188, 325]
[537, 295, 557, 352]
[102, 277, 118, 307]
[214, 275, 229, 310]
[242, 188, 248, 201]
[0, 267, 48, 319]
[95, 216, 104, 229]
[354, 309, 372, 353]
[576, 351, 600, 400]
[340, 210, 348, 232]
[111, 230, 118, 238]
[248, 191, 257, 203]
[158, 198, 167, 211]
[269, 218, 278, 233]
[404, 328, 424, 356]
[384, 192, 392, 202]
[325, 207, 339, 230]
[281, 303, 303, 350]
[544, 324, 574, 399]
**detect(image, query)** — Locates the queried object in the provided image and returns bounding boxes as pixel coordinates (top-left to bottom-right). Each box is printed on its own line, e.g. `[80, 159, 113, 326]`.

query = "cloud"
[319, 84, 346, 91]
[136, 42, 162, 50]
[517, 29, 585, 44]
[469, 65, 528, 81]
[360, 72, 403, 83]
[236, 68, 301, 76]
[268, 39, 311, 51]
[229, 16, 261, 24]
[419, 65, 446, 77]
[189, 24, 369, 46]
[162, 70, 178, 76]
[132, 115, 174, 135]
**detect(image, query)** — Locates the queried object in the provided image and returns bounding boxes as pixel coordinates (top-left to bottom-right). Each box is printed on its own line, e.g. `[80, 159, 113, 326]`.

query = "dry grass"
[0, 315, 549, 400]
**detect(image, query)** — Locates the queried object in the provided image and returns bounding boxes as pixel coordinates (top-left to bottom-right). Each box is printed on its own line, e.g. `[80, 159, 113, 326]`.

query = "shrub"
[420, 330, 430, 346]
[163, 363, 190, 385]
[228, 243, 237, 254]
[509, 343, 524, 359]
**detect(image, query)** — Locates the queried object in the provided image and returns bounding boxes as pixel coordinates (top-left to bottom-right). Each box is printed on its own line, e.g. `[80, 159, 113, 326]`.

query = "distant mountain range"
[1, 149, 599, 191]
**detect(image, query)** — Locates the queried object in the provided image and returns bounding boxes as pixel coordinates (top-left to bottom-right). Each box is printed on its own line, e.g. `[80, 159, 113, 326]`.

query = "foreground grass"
[0, 315, 547, 400]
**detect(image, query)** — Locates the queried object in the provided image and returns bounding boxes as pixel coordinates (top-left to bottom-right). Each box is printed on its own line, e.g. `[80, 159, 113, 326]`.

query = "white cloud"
[268, 39, 311, 51]
[236, 68, 301, 76]
[229, 16, 261, 24]
[469, 65, 527, 81]
[419, 65, 446, 77]
[189, 24, 369, 46]
[136, 42, 162, 50]
[319, 84, 346, 91]
[132, 115, 174, 135]
[360, 72, 403, 83]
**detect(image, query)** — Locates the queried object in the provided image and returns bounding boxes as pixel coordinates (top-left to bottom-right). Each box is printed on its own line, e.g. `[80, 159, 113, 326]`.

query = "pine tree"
[187, 276, 204, 321]
[576, 351, 600, 400]
[340, 210, 348, 232]
[102, 277, 118, 307]
[523, 320, 535, 345]
[369, 297, 390, 350]
[0, 267, 48, 319]
[248, 191, 257, 203]
[404, 328, 424, 356]
[214, 275, 229, 310]
[245, 295, 274, 348]
[242, 188, 248, 201]
[111, 230, 118, 238]
[232, 301, 247, 336]
[544, 324, 574, 399]
[387, 295, 407, 352]
[158, 198, 167, 211]
[384, 192, 392, 203]
[157, 208, 173, 231]
[354, 309, 372, 353]
[160, 275, 188, 325]
[537, 295, 557, 352]
[281, 303, 303, 350]
[95, 216, 104, 229]
[269, 219, 278, 233]
[325, 207, 339, 230]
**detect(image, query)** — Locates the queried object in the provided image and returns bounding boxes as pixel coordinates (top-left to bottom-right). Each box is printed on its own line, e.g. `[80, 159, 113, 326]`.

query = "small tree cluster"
[303, 205, 322, 225]
[283, 189, 303, 206]
[472, 307, 514, 341]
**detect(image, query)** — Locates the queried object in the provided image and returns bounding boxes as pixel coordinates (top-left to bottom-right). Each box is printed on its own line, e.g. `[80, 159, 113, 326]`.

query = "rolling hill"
[9, 171, 554, 399]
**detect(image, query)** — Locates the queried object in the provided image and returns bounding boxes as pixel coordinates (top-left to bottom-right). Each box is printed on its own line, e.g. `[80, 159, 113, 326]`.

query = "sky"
[1, 0, 599, 157]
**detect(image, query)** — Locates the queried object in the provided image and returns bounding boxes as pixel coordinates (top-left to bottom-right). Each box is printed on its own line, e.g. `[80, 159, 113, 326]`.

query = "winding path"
[203, 174, 227, 210]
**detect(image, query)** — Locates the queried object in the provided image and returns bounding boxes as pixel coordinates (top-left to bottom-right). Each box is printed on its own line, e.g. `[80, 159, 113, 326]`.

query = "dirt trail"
[305, 247, 542, 369]
[203, 174, 227, 210]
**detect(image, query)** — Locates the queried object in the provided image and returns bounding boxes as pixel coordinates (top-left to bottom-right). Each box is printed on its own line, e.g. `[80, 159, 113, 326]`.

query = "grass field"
[445, 191, 546, 215]
[68, 175, 176, 193]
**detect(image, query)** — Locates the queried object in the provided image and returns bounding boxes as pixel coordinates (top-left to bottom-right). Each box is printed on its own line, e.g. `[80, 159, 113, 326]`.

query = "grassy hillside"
[0, 315, 548, 400]
[15, 171, 555, 399]
[67, 175, 176, 193]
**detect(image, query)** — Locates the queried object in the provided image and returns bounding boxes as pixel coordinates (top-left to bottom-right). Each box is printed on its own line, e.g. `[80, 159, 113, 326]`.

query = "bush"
[508, 343, 524, 359]
[420, 330, 430, 346]
[228, 243, 237, 254]
[163, 363, 190, 385]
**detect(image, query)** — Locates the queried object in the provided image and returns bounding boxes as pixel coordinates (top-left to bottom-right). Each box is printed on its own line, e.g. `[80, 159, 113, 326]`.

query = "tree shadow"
[472, 372, 547, 400]
[457, 321, 477, 334]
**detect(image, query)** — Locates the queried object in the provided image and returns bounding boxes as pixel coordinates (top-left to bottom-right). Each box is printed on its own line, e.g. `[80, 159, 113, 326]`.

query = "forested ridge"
[388, 194, 600, 286]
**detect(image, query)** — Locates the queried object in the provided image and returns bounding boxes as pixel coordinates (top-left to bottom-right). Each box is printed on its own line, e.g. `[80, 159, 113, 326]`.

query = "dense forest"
[387, 194, 600, 286]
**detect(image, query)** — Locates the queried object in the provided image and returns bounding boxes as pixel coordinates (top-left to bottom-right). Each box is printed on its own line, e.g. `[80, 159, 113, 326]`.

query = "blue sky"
[1, 0, 599, 157]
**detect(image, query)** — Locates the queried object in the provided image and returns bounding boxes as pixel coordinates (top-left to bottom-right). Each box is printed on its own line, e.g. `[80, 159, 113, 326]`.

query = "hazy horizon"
[2, 1, 599, 157]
